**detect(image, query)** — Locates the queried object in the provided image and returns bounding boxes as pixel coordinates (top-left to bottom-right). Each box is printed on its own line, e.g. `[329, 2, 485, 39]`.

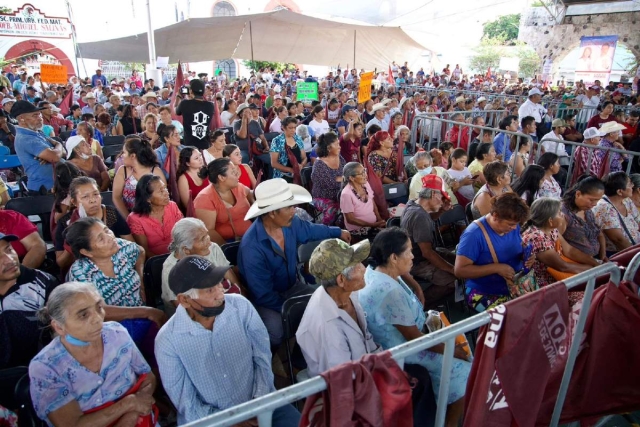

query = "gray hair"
[168, 217, 207, 257]
[394, 125, 410, 140]
[411, 151, 432, 166]
[528, 197, 561, 228]
[44, 90, 56, 99]
[317, 264, 358, 289]
[630, 174, 640, 191]
[38, 282, 101, 326]
[451, 112, 464, 121]
[296, 124, 309, 138]
[181, 288, 200, 298]
[417, 188, 435, 200]
[342, 161, 364, 191]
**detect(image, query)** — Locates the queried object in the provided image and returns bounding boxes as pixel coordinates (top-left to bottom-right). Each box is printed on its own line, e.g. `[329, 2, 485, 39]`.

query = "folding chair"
[14, 373, 45, 427]
[465, 202, 475, 222]
[142, 254, 170, 308]
[103, 135, 125, 146]
[383, 182, 408, 206]
[297, 240, 323, 265]
[6, 195, 56, 241]
[100, 191, 113, 207]
[436, 204, 468, 249]
[58, 130, 72, 142]
[0, 154, 21, 169]
[102, 144, 123, 164]
[264, 132, 280, 143]
[300, 166, 312, 191]
[0, 146, 9, 155]
[0, 367, 27, 412]
[281, 294, 312, 386]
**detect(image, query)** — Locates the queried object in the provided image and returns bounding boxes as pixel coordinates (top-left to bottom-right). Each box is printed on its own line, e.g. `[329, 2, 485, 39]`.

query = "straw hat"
[82, 92, 96, 102]
[371, 103, 386, 113]
[245, 179, 312, 220]
[599, 121, 625, 135]
[141, 91, 158, 100]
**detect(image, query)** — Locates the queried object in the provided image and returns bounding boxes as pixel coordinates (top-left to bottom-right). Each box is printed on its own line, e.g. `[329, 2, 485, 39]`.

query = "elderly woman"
[592, 171, 640, 254]
[177, 147, 209, 209]
[394, 124, 411, 154]
[160, 218, 241, 316]
[29, 282, 157, 427]
[456, 193, 533, 313]
[270, 116, 308, 181]
[297, 239, 379, 377]
[340, 162, 386, 241]
[67, 217, 146, 307]
[112, 137, 166, 219]
[137, 113, 160, 149]
[522, 198, 597, 286]
[470, 161, 512, 219]
[127, 175, 183, 257]
[223, 143, 256, 189]
[296, 124, 313, 153]
[597, 121, 627, 173]
[408, 151, 458, 203]
[65, 135, 110, 191]
[359, 228, 471, 427]
[562, 176, 606, 260]
[194, 158, 254, 245]
[311, 132, 345, 225]
[56, 177, 132, 272]
[367, 130, 403, 184]
[537, 152, 563, 199]
[76, 121, 104, 159]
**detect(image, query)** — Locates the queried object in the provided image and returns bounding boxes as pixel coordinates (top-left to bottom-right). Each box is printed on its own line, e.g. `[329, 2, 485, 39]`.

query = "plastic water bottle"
[425, 310, 443, 333]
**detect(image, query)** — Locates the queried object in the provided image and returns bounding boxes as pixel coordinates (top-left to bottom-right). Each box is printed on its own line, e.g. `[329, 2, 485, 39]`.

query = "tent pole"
[145, 0, 157, 69]
[353, 30, 356, 69]
[249, 21, 255, 68]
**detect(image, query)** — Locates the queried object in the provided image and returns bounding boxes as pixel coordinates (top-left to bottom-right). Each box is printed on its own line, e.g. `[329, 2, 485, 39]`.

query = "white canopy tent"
[77, 9, 430, 71]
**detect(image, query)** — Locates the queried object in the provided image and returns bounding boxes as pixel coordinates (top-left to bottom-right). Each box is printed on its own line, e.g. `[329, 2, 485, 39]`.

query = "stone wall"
[519, 7, 639, 66]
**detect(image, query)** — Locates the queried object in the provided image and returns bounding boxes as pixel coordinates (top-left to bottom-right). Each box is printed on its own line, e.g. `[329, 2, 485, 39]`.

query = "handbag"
[547, 239, 579, 281]
[476, 219, 538, 298]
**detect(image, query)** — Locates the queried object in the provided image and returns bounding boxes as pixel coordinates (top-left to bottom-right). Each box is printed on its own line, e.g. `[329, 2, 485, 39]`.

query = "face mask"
[192, 300, 225, 318]
[79, 153, 91, 160]
[65, 333, 90, 346]
[418, 166, 433, 176]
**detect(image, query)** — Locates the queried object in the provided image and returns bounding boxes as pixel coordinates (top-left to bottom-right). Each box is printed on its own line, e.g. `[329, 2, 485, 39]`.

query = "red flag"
[388, 65, 395, 85]
[170, 61, 184, 124]
[58, 87, 73, 117]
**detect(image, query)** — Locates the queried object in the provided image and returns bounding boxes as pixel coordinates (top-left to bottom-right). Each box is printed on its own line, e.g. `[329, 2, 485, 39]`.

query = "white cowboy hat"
[599, 121, 625, 135]
[245, 178, 312, 220]
[455, 96, 466, 104]
[82, 92, 96, 102]
[380, 98, 392, 106]
[398, 97, 409, 109]
[141, 91, 158, 100]
[476, 96, 487, 103]
[371, 103, 386, 113]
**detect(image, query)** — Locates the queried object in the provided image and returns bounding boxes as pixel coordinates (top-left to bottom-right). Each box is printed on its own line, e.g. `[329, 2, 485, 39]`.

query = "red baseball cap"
[421, 174, 450, 201]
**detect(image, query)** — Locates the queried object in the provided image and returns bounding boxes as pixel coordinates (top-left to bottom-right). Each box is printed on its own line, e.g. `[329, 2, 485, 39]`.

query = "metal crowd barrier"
[183, 263, 624, 427]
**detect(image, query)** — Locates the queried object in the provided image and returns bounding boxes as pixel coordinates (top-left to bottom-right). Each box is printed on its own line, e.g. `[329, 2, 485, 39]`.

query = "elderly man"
[12, 101, 64, 195]
[444, 112, 471, 151]
[296, 238, 378, 377]
[161, 218, 240, 316]
[238, 178, 350, 347]
[39, 101, 73, 136]
[573, 127, 607, 178]
[91, 67, 107, 87]
[541, 118, 570, 162]
[518, 87, 547, 141]
[365, 103, 388, 132]
[155, 255, 300, 425]
[137, 91, 158, 118]
[401, 177, 457, 305]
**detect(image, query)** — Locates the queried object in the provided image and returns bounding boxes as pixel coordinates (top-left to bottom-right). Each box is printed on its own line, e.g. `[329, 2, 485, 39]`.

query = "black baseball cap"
[248, 103, 259, 110]
[10, 100, 45, 118]
[0, 233, 18, 243]
[190, 79, 205, 95]
[26, 86, 36, 92]
[168, 255, 230, 295]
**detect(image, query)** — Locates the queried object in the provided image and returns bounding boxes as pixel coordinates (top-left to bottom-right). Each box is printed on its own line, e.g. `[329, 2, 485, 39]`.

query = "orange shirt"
[194, 184, 252, 241]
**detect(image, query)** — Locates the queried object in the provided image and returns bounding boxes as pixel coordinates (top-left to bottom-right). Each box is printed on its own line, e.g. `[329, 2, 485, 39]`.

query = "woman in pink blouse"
[340, 162, 386, 242]
[127, 174, 183, 257]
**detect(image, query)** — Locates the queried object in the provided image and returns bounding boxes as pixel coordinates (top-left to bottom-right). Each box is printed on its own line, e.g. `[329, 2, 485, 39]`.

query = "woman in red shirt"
[222, 144, 256, 189]
[587, 101, 617, 131]
[177, 146, 209, 211]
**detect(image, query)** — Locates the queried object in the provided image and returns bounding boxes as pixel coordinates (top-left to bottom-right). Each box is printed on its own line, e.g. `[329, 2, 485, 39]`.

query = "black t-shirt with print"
[176, 98, 215, 150]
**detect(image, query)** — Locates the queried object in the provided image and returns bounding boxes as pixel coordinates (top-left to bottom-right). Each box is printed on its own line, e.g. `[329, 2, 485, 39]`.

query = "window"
[212, 1, 237, 17]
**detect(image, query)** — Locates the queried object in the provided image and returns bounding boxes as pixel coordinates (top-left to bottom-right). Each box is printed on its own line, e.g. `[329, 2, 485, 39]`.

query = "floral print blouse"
[592, 197, 640, 252]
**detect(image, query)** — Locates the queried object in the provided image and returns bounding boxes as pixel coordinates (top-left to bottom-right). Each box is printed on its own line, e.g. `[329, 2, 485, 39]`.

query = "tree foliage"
[0, 6, 11, 13]
[482, 14, 521, 44]
[469, 38, 541, 78]
[242, 60, 294, 73]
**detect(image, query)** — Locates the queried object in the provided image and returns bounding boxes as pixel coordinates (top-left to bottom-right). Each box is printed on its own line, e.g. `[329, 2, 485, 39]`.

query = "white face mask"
[418, 166, 433, 176]
[79, 153, 91, 160]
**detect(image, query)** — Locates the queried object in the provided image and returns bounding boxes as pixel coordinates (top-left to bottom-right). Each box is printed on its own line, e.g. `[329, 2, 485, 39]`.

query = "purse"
[476, 220, 538, 298]
[547, 239, 579, 281]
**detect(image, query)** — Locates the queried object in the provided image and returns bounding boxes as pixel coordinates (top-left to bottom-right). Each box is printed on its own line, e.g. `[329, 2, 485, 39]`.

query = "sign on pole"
[358, 71, 374, 103]
[40, 64, 68, 84]
[296, 81, 318, 102]
[574, 35, 618, 86]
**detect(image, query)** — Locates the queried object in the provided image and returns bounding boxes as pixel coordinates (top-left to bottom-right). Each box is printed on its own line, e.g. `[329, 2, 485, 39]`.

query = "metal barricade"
[182, 263, 622, 427]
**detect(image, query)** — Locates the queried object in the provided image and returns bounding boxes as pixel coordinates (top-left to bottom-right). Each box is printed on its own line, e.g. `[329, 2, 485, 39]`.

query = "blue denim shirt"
[493, 132, 512, 160]
[238, 215, 341, 312]
[14, 127, 55, 191]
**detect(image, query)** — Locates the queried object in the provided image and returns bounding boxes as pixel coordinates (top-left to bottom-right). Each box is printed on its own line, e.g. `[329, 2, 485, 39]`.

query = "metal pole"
[249, 21, 254, 64]
[353, 30, 356, 69]
[145, 0, 157, 68]
[65, 0, 81, 77]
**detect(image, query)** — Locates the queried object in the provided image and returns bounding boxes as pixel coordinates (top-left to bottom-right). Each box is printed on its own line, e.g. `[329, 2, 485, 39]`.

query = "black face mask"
[191, 300, 225, 318]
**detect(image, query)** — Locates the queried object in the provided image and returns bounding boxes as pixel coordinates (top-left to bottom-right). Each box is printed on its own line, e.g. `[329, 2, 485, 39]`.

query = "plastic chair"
[6, 194, 56, 241]
[383, 182, 408, 200]
[58, 130, 72, 142]
[102, 144, 123, 162]
[0, 366, 27, 411]
[14, 373, 45, 427]
[221, 241, 241, 266]
[100, 191, 113, 207]
[386, 216, 401, 228]
[281, 294, 312, 385]
[142, 254, 170, 308]
[264, 132, 280, 143]
[0, 145, 9, 155]
[0, 154, 21, 169]
[300, 167, 312, 191]
[297, 240, 323, 265]
[103, 135, 125, 146]
[436, 204, 468, 248]
[465, 202, 475, 223]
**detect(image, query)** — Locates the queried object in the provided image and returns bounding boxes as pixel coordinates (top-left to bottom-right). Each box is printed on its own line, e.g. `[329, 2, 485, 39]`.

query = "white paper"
[156, 56, 169, 69]
[389, 188, 397, 194]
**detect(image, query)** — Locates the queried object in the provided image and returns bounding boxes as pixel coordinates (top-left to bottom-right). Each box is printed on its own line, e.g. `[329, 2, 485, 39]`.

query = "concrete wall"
[519, 7, 639, 68]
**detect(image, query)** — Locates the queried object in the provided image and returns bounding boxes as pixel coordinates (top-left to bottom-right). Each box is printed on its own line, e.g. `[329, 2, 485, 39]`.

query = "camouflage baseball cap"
[309, 239, 370, 281]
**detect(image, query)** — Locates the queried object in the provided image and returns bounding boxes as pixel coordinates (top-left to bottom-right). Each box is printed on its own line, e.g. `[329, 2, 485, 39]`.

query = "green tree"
[0, 6, 11, 13]
[243, 60, 294, 73]
[482, 14, 521, 44]
[122, 62, 144, 72]
[469, 38, 504, 74]
[515, 43, 541, 78]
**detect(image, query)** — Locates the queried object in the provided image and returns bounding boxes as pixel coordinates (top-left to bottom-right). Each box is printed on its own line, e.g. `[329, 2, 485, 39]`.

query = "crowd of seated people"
[1, 62, 639, 427]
